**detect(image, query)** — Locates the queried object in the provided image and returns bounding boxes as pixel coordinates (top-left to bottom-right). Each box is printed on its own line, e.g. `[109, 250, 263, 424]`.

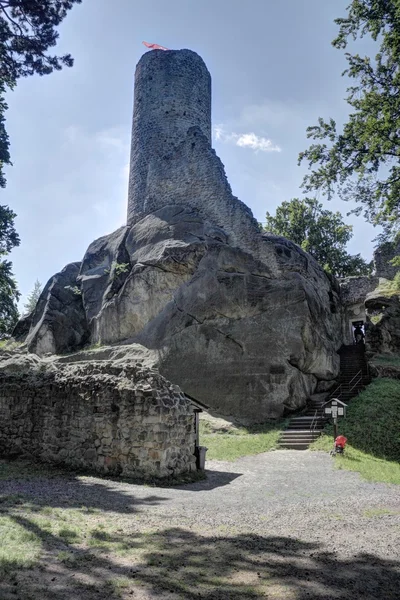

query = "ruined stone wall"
[0, 354, 196, 479]
[339, 276, 379, 306]
[374, 240, 400, 279]
[126, 49, 268, 265]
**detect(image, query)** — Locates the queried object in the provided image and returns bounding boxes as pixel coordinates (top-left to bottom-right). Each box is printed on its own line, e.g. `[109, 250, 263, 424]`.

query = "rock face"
[13, 49, 343, 423]
[0, 345, 196, 478]
[365, 290, 400, 355]
[374, 240, 400, 280]
[23, 262, 89, 356]
[18, 205, 342, 422]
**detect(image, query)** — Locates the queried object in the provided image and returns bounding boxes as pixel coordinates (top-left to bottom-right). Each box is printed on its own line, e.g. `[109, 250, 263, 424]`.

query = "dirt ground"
[0, 450, 399, 599]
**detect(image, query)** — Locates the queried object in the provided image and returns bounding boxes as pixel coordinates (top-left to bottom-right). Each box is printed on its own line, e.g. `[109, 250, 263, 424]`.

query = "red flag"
[142, 41, 169, 51]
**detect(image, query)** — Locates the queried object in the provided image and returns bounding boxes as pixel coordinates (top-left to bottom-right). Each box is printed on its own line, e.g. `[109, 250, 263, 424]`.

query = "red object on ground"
[142, 41, 169, 50]
[335, 435, 348, 447]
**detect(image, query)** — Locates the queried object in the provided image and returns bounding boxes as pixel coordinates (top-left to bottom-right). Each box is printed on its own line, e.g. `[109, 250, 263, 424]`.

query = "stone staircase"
[278, 344, 370, 450]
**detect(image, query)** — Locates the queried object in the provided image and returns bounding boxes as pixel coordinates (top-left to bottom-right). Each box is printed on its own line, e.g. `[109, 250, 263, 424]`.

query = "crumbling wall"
[126, 49, 270, 266]
[0, 351, 196, 478]
[339, 276, 379, 306]
[374, 241, 400, 280]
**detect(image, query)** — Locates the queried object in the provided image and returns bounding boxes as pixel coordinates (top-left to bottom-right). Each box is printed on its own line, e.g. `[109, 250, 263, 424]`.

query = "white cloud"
[213, 125, 281, 153]
[235, 132, 281, 152]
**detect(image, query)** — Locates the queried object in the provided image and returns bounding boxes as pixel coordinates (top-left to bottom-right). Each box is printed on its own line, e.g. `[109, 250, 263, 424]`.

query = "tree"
[299, 0, 400, 242]
[0, 205, 19, 336]
[23, 279, 42, 315]
[264, 198, 371, 278]
[0, 1, 81, 334]
[0, 0, 82, 187]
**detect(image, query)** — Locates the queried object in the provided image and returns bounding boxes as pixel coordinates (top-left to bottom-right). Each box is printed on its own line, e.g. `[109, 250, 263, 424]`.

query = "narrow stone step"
[279, 442, 310, 450]
[280, 431, 321, 438]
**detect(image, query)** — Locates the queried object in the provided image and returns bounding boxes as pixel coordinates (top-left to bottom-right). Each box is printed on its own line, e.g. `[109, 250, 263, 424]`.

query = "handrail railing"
[309, 408, 319, 433]
[347, 369, 362, 388]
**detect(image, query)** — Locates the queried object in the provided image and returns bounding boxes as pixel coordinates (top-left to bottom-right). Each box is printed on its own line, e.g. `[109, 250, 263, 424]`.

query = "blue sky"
[2, 0, 378, 308]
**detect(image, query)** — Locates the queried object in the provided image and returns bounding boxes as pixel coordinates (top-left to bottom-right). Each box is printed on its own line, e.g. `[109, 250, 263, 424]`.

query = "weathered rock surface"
[17, 205, 342, 422]
[0, 344, 196, 478]
[365, 290, 400, 355]
[23, 262, 90, 356]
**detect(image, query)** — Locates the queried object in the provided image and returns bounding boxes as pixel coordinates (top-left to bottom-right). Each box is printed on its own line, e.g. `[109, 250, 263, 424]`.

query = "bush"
[322, 378, 400, 462]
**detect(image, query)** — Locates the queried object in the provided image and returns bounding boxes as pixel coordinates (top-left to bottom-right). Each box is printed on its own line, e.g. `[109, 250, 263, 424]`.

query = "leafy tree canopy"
[23, 278, 42, 315]
[0, 0, 81, 186]
[264, 197, 371, 278]
[299, 0, 400, 242]
[0, 205, 19, 336]
[0, 1, 81, 335]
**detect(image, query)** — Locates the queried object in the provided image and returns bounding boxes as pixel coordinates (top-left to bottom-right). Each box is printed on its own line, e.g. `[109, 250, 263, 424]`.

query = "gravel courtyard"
[1, 450, 399, 599]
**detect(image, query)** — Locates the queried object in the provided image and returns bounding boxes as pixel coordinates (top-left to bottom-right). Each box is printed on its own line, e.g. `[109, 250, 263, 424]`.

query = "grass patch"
[376, 272, 400, 296]
[363, 508, 400, 518]
[310, 378, 400, 484]
[312, 435, 400, 484]
[0, 515, 42, 575]
[371, 353, 400, 367]
[200, 419, 287, 461]
[320, 378, 399, 461]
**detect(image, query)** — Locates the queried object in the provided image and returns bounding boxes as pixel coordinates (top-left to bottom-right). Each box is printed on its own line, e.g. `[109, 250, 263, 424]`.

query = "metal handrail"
[347, 369, 362, 388]
[309, 408, 319, 433]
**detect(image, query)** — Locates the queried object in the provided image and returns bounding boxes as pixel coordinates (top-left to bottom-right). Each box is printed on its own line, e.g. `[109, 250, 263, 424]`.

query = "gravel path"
[1, 450, 399, 599]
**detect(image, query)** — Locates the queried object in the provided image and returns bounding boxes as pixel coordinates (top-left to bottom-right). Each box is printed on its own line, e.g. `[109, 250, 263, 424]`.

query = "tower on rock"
[127, 49, 212, 225]
[126, 48, 263, 258]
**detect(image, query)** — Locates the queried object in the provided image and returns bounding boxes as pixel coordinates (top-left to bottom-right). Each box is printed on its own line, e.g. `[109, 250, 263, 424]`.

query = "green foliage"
[0, 206, 19, 337]
[264, 197, 371, 277]
[64, 285, 81, 296]
[314, 378, 400, 464]
[371, 353, 400, 366]
[200, 418, 287, 461]
[377, 270, 400, 295]
[299, 0, 400, 241]
[0, 82, 10, 189]
[0, 0, 81, 186]
[312, 435, 400, 484]
[23, 279, 42, 315]
[104, 262, 130, 278]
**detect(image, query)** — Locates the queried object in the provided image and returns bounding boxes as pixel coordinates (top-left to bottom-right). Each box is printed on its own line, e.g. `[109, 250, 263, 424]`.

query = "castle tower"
[127, 49, 212, 224]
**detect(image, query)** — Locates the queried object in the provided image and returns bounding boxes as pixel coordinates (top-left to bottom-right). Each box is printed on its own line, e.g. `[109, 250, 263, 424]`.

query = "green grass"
[311, 378, 400, 484]
[312, 435, 400, 484]
[371, 353, 400, 367]
[0, 515, 42, 575]
[200, 419, 287, 461]
[376, 272, 400, 296]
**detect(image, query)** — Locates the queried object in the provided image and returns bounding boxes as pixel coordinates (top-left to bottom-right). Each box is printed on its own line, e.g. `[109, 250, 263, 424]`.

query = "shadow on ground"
[0, 511, 399, 599]
[0, 458, 399, 599]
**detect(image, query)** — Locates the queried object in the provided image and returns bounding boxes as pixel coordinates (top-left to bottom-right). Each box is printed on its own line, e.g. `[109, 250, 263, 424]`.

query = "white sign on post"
[323, 398, 347, 418]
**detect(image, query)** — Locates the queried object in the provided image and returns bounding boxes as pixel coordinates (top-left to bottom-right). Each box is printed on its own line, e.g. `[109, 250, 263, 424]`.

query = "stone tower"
[126, 48, 264, 259]
[127, 49, 212, 225]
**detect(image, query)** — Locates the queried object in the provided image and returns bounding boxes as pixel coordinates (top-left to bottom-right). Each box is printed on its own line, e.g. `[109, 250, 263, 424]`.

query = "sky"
[2, 0, 379, 308]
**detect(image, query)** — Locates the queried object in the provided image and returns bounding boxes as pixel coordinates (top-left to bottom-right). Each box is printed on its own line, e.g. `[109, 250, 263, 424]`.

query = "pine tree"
[24, 280, 42, 315]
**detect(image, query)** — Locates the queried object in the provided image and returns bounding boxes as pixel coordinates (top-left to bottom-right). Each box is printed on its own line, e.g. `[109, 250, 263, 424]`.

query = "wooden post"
[333, 417, 338, 442]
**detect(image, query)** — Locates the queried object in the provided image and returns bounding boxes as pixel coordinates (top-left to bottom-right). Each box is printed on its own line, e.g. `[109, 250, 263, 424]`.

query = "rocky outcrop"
[17, 205, 342, 422]
[23, 262, 90, 356]
[11, 49, 344, 423]
[0, 345, 196, 478]
[365, 290, 400, 355]
[374, 240, 400, 280]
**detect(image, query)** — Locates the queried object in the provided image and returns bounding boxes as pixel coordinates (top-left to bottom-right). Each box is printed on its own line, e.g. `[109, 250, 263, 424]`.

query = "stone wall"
[339, 275, 379, 306]
[126, 50, 270, 265]
[374, 240, 400, 280]
[0, 350, 196, 478]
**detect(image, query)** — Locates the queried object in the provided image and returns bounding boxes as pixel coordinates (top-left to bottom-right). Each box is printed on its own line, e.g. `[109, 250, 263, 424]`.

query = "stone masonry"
[126, 49, 273, 267]
[0, 348, 196, 478]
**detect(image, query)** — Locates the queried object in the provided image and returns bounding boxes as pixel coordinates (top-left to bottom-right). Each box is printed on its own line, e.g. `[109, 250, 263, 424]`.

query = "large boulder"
[365, 290, 400, 355]
[20, 262, 90, 356]
[18, 205, 342, 422]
